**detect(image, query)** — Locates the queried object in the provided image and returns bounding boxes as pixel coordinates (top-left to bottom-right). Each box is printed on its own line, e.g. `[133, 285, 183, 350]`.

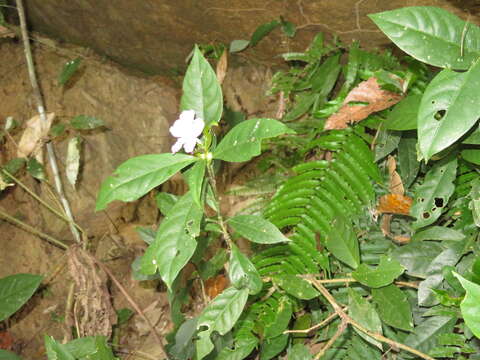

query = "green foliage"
[0, 273, 43, 321]
[58, 58, 82, 86]
[227, 215, 290, 244]
[70, 115, 105, 130]
[45, 335, 117, 360]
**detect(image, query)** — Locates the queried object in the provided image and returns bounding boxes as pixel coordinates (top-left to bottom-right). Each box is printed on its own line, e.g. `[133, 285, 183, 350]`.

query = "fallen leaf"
[17, 113, 55, 159]
[387, 155, 404, 195]
[216, 50, 228, 85]
[205, 274, 228, 299]
[0, 331, 14, 350]
[325, 77, 403, 130]
[0, 25, 15, 39]
[66, 136, 82, 187]
[377, 194, 413, 216]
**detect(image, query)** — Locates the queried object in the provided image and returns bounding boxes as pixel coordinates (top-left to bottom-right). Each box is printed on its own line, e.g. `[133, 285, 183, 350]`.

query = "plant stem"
[206, 161, 233, 249]
[307, 276, 435, 360]
[314, 320, 347, 360]
[284, 310, 341, 335]
[16, 0, 81, 244]
[299, 275, 419, 289]
[0, 207, 68, 249]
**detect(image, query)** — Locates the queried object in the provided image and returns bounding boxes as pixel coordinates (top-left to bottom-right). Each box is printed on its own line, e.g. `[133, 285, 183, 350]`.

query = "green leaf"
[410, 155, 457, 229]
[64, 336, 117, 359]
[116, 308, 134, 325]
[392, 241, 443, 278]
[250, 20, 280, 47]
[45, 335, 75, 360]
[453, 272, 480, 338]
[181, 45, 223, 127]
[184, 160, 205, 209]
[0, 274, 43, 321]
[141, 192, 203, 290]
[26, 157, 46, 181]
[58, 58, 82, 86]
[413, 226, 465, 241]
[0, 350, 23, 360]
[418, 60, 480, 160]
[287, 344, 313, 360]
[272, 274, 319, 300]
[397, 134, 419, 188]
[195, 287, 249, 360]
[404, 316, 456, 354]
[374, 129, 401, 162]
[371, 285, 414, 331]
[461, 148, 480, 165]
[50, 123, 66, 138]
[263, 296, 292, 339]
[131, 256, 161, 281]
[260, 334, 288, 360]
[169, 318, 198, 360]
[384, 94, 421, 130]
[368, 7, 480, 70]
[352, 256, 404, 288]
[155, 192, 178, 216]
[213, 118, 294, 162]
[227, 214, 290, 244]
[70, 115, 105, 130]
[136, 226, 156, 245]
[229, 40, 250, 53]
[325, 216, 360, 269]
[229, 244, 263, 295]
[96, 153, 197, 211]
[470, 178, 480, 227]
[348, 288, 383, 350]
[65, 136, 82, 186]
[280, 19, 296, 38]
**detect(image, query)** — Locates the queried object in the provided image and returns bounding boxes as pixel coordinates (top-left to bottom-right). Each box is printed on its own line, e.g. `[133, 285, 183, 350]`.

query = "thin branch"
[299, 275, 419, 289]
[307, 277, 435, 360]
[0, 207, 68, 249]
[16, 0, 81, 244]
[314, 320, 347, 360]
[284, 310, 340, 334]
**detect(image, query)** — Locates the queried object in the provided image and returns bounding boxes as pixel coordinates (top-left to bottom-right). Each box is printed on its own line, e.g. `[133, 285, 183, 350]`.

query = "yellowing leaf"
[17, 113, 55, 159]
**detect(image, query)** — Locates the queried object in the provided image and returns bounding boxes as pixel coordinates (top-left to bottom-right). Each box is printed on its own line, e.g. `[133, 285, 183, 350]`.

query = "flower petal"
[171, 139, 184, 153]
[192, 118, 205, 137]
[179, 109, 196, 122]
[183, 137, 198, 153]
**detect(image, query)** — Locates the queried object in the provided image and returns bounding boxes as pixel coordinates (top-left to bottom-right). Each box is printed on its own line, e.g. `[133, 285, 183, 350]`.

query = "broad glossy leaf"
[453, 272, 480, 338]
[58, 58, 81, 86]
[259, 334, 288, 360]
[70, 115, 105, 130]
[374, 129, 401, 162]
[181, 45, 223, 126]
[229, 244, 263, 295]
[287, 344, 313, 360]
[413, 226, 465, 241]
[272, 274, 319, 300]
[141, 192, 202, 290]
[352, 256, 404, 288]
[64, 336, 116, 359]
[213, 118, 294, 162]
[369, 7, 480, 70]
[461, 149, 480, 165]
[384, 94, 421, 130]
[264, 296, 292, 339]
[227, 215, 290, 244]
[325, 216, 360, 269]
[184, 160, 206, 209]
[169, 318, 197, 360]
[26, 158, 45, 181]
[229, 40, 250, 53]
[418, 60, 480, 160]
[410, 155, 457, 229]
[195, 287, 249, 360]
[372, 285, 413, 331]
[250, 20, 280, 47]
[216, 336, 258, 360]
[405, 316, 456, 354]
[45, 335, 75, 360]
[398, 134, 419, 188]
[392, 241, 443, 278]
[0, 274, 43, 321]
[96, 153, 197, 211]
[155, 192, 178, 216]
[348, 288, 383, 350]
[0, 350, 22, 360]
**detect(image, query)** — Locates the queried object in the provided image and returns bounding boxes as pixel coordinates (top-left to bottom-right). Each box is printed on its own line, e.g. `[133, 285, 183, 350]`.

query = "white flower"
[169, 110, 205, 153]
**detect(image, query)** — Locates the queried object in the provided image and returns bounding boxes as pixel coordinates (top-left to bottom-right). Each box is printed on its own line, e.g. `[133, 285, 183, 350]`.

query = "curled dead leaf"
[17, 113, 55, 159]
[387, 155, 404, 195]
[377, 193, 413, 216]
[325, 77, 403, 130]
[205, 274, 228, 299]
[216, 50, 228, 85]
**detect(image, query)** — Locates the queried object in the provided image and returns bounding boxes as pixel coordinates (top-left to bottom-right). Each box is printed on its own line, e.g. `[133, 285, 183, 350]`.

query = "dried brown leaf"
[0, 25, 15, 39]
[387, 155, 404, 195]
[325, 77, 403, 130]
[205, 274, 228, 299]
[377, 194, 413, 216]
[17, 113, 55, 159]
[216, 50, 228, 85]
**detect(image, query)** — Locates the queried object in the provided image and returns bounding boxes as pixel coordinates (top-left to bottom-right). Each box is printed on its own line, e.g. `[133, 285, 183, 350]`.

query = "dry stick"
[86, 252, 167, 357]
[298, 275, 419, 289]
[0, 207, 68, 249]
[307, 277, 435, 360]
[284, 310, 340, 335]
[16, 0, 81, 244]
[314, 320, 347, 360]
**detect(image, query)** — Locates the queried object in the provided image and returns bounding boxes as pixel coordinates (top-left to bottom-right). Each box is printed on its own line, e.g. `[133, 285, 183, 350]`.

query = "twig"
[16, 0, 81, 244]
[299, 275, 419, 289]
[307, 277, 435, 360]
[314, 320, 347, 360]
[284, 310, 340, 334]
[85, 251, 167, 358]
[0, 207, 68, 249]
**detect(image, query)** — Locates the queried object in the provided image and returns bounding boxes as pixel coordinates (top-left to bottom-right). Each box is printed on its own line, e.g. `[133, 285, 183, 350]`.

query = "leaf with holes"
[140, 192, 202, 290]
[352, 255, 404, 288]
[418, 60, 480, 160]
[96, 153, 197, 211]
[369, 7, 480, 70]
[213, 118, 294, 162]
[453, 272, 480, 338]
[410, 155, 457, 229]
[196, 287, 249, 360]
[0, 274, 43, 321]
[181, 45, 223, 127]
